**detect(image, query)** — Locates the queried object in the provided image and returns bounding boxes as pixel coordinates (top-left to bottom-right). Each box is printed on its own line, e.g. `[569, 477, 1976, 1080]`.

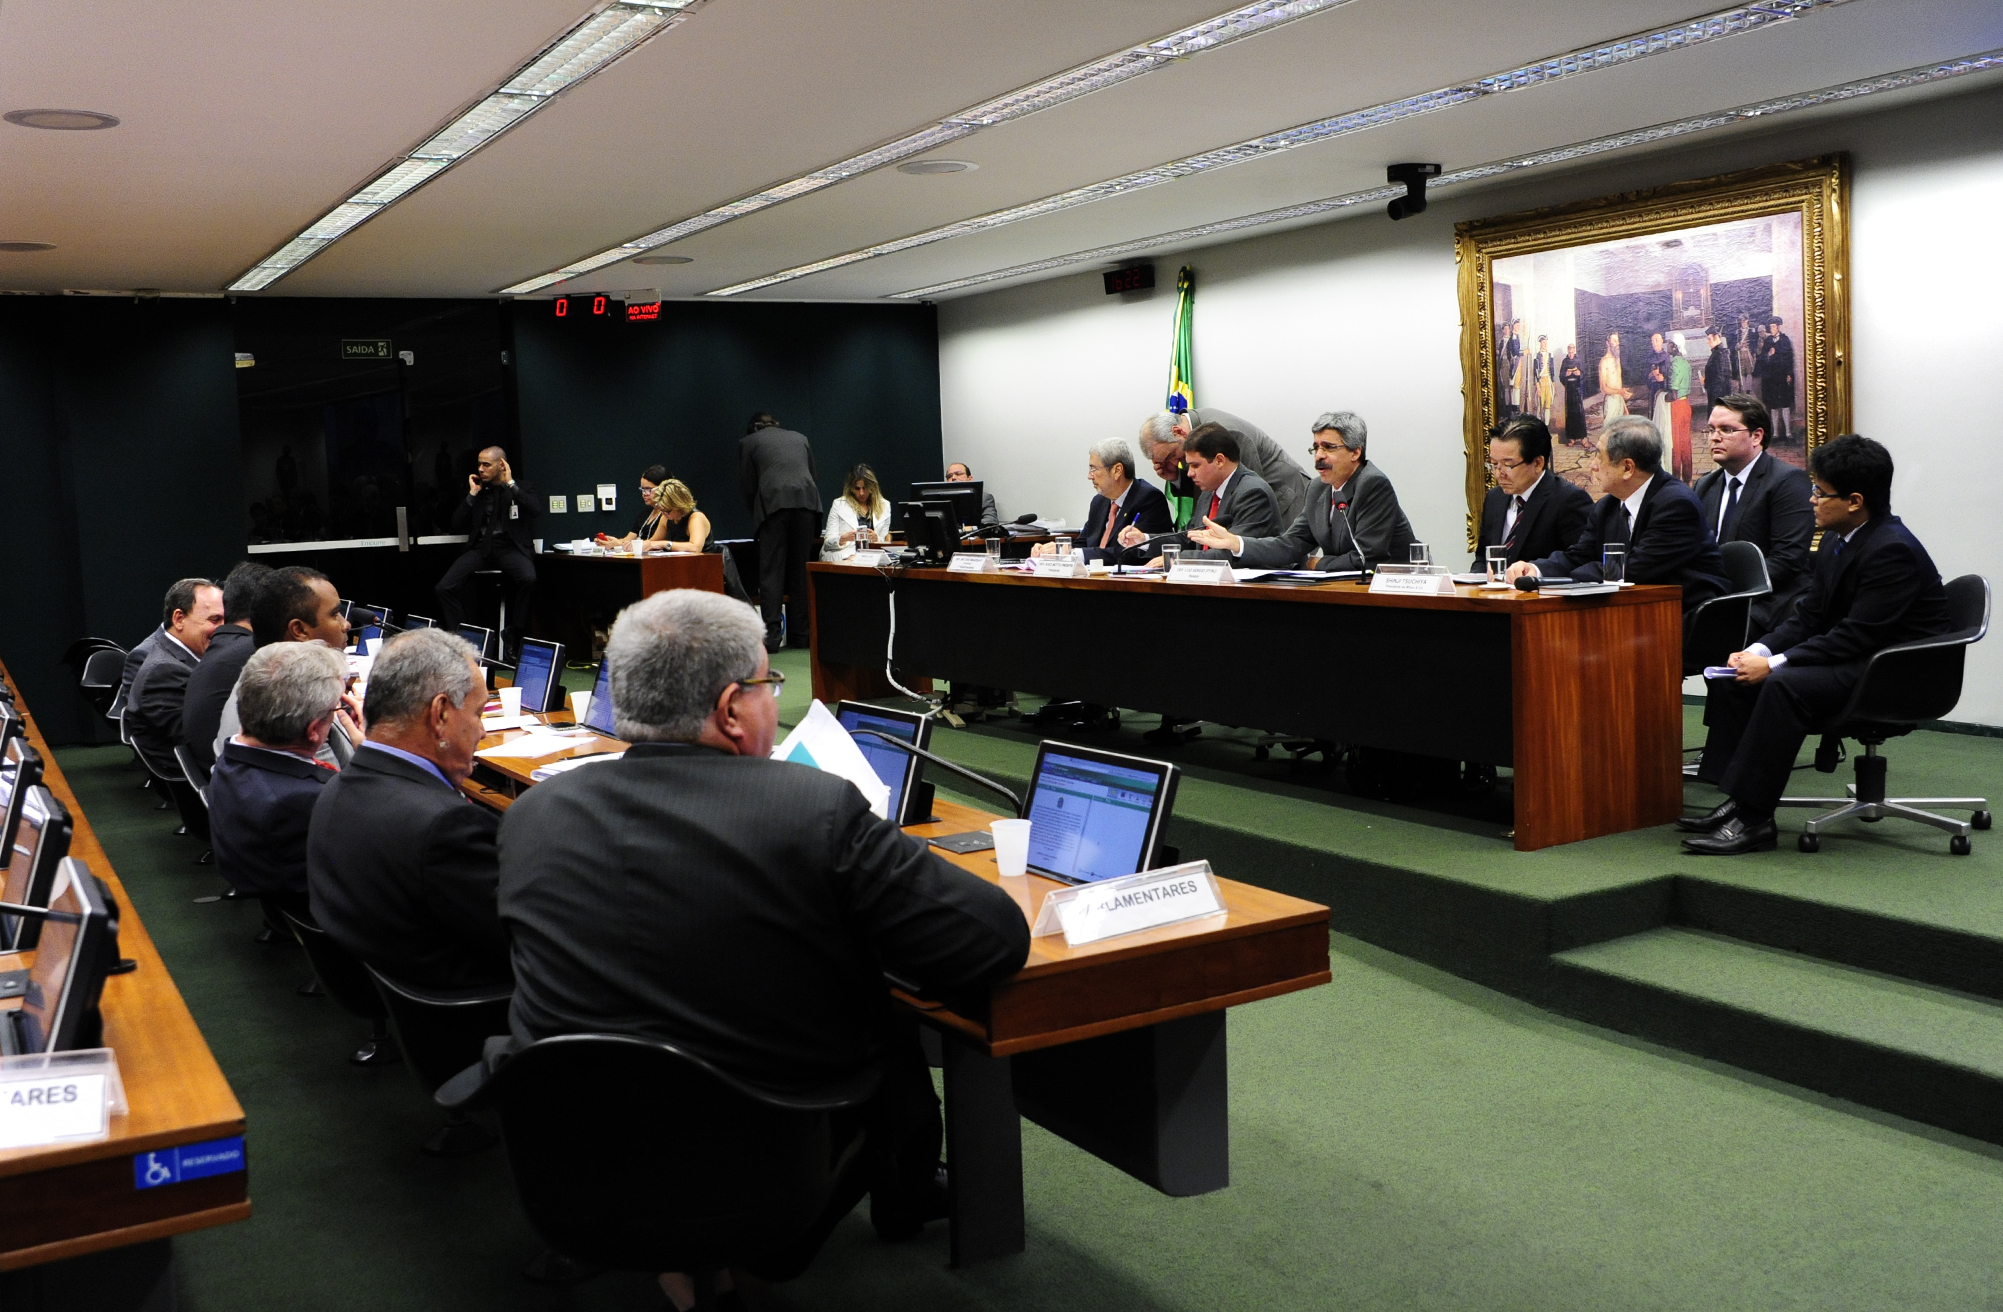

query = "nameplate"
[847, 549, 889, 568]
[948, 553, 998, 573]
[0, 1049, 126, 1149]
[1166, 561, 1233, 585]
[135, 1135, 247, 1190]
[1368, 566, 1457, 596]
[1031, 861, 1226, 947]
[1030, 556, 1087, 578]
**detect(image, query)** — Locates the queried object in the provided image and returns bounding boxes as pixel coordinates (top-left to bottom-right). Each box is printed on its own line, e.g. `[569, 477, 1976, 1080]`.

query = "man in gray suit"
[126, 577, 223, 837]
[1692, 393, 1813, 633]
[1139, 404, 1314, 529]
[1190, 411, 1414, 571]
[1121, 422, 1278, 563]
[739, 412, 823, 651]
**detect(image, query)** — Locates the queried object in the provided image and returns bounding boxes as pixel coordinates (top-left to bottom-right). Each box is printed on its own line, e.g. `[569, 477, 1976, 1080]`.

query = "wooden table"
[531, 550, 723, 655]
[808, 563, 1684, 850]
[0, 667, 248, 1296]
[462, 722, 1330, 1265]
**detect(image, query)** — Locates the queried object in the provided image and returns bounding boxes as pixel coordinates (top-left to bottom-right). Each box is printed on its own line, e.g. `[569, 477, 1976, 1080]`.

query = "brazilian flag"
[1164, 266, 1197, 529]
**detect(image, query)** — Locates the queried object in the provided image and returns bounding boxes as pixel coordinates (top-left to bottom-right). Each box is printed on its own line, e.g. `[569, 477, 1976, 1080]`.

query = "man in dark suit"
[1140, 403, 1314, 529]
[1703, 326, 1733, 407]
[212, 567, 361, 770]
[1036, 438, 1170, 563]
[182, 562, 271, 774]
[1125, 422, 1277, 564]
[307, 627, 511, 989]
[208, 643, 344, 915]
[1476, 416, 1593, 571]
[127, 577, 224, 837]
[1507, 416, 1730, 613]
[1754, 316, 1796, 444]
[1194, 410, 1415, 571]
[1682, 435, 1951, 854]
[436, 445, 538, 662]
[498, 590, 1028, 1262]
[945, 461, 1001, 529]
[740, 412, 822, 651]
[1692, 393, 1814, 633]
[117, 625, 165, 711]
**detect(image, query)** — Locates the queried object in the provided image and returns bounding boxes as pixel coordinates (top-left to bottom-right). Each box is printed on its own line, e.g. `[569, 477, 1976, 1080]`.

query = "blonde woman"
[1598, 333, 1627, 422]
[639, 479, 710, 553]
[821, 463, 890, 560]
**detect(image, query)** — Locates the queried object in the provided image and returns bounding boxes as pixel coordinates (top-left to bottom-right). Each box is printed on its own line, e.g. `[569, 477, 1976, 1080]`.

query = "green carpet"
[50, 727, 2003, 1311]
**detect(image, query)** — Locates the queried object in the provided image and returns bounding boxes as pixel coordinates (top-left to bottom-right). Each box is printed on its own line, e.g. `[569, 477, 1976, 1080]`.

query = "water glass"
[1162, 544, 1183, 572]
[985, 535, 1002, 561]
[1053, 535, 1072, 559]
[991, 819, 1032, 879]
[1485, 545, 1509, 582]
[1409, 542, 1432, 566]
[1602, 544, 1627, 584]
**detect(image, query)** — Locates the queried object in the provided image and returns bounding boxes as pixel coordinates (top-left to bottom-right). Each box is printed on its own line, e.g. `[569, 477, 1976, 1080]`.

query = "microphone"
[853, 730, 1023, 818]
[1012, 513, 1038, 526]
[1513, 574, 1542, 591]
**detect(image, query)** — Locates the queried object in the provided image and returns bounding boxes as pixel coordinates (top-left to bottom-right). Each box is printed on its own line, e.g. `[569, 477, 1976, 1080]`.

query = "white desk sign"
[0, 1049, 126, 1149]
[847, 549, 889, 568]
[1031, 861, 1226, 947]
[1369, 564, 1457, 596]
[1166, 561, 1233, 585]
[1030, 556, 1087, 578]
[948, 553, 998, 573]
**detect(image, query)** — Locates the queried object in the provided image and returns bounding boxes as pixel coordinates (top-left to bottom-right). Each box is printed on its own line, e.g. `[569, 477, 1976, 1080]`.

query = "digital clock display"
[1102, 264, 1155, 295]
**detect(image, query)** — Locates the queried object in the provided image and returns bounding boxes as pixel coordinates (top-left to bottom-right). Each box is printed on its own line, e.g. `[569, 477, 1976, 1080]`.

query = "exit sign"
[341, 339, 392, 360]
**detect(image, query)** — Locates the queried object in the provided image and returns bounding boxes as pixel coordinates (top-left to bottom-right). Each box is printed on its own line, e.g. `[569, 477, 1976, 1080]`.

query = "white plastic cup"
[499, 686, 522, 718]
[533, 538, 545, 553]
[991, 819, 1032, 879]
[632, 537, 648, 556]
[570, 690, 592, 726]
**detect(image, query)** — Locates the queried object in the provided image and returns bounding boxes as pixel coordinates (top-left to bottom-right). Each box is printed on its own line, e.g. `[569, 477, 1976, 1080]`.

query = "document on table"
[475, 729, 599, 759]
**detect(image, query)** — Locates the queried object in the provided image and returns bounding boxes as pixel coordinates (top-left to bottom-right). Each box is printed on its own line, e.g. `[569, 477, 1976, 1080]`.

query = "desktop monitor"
[897, 502, 957, 565]
[353, 622, 403, 656]
[2, 857, 117, 1056]
[337, 598, 353, 621]
[1, 785, 72, 952]
[1021, 742, 1180, 884]
[403, 614, 437, 630]
[836, 702, 933, 826]
[910, 480, 984, 531]
[0, 737, 46, 868]
[512, 639, 564, 714]
[456, 624, 495, 662]
[580, 658, 617, 736]
[359, 603, 395, 627]
[0, 700, 20, 746]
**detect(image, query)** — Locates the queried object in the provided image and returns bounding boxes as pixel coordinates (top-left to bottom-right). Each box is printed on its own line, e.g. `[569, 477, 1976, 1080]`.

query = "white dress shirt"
[1502, 471, 1546, 542]
[1715, 451, 1763, 537]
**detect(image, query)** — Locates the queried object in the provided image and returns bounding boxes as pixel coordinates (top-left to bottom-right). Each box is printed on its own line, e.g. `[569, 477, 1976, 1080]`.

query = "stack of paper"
[771, 700, 892, 819]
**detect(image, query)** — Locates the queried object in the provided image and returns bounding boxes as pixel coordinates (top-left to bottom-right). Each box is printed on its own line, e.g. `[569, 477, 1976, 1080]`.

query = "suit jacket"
[209, 741, 331, 899]
[126, 638, 200, 778]
[1476, 474, 1594, 568]
[1704, 345, 1732, 402]
[451, 481, 539, 554]
[1193, 407, 1313, 529]
[497, 743, 1031, 1098]
[1533, 471, 1731, 609]
[1080, 478, 1172, 562]
[1694, 452, 1814, 632]
[1154, 467, 1279, 563]
[118, 625, 165, 705]
[1759, 515, 1950, 667]
[978, 491, 1001, 530]
[306, 746, 511, 989]
[1235, 461, 1416, 572]
[739, 426, 822, 524]
[181, 626, 255, 773]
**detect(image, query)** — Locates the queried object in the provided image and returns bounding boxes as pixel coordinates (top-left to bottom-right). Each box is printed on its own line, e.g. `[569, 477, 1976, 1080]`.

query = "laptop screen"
[1024, 748, 1173, 883]
[16, 861, 82, 1054]
[0, 787, 65, 951]
[456, 625, 493, 661]
[836, 704, 927, 824]
[0, 736, 42, 863]
[513, 641, 558, 713]
[582, 659, 616, 736]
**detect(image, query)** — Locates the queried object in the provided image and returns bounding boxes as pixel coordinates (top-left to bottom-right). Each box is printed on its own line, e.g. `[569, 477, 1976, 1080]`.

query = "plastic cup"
[499, 686, 522, 718]
[570, 690, 592, 726]
[991, 819, 1032, 879]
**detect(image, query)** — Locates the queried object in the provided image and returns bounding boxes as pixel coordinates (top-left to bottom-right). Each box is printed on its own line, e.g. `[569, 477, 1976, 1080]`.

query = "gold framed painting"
[1455, 155, 1850, 549]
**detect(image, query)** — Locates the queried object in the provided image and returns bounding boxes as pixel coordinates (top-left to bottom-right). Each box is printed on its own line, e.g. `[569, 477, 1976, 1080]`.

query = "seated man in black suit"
[307, 627, 511, 988]
[1119, 422, 1277, 565]
[1032, 438, 1170, 563]
[498, 590, 1028, 1291]
[127, 577, 224, 838]
[182, 561, 271, 775]
[208, 643, 345, 916]
[214, 566, 361, 769]
[1693, 392, 1814, 633]
[1682, 435, 1951, 854]
[1476, 415, 1593, 572]
[1506, 415, 1730, 616]
[1192, 411, 1415, 571]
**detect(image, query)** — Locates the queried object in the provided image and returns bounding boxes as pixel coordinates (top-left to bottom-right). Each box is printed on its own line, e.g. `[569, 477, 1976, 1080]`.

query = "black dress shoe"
[1681, 815, 1778, 855]
[1675, 797, 1739, 834]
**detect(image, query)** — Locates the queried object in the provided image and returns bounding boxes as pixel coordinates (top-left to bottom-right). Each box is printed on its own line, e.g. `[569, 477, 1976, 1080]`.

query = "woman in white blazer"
[821, 463, 892, 560]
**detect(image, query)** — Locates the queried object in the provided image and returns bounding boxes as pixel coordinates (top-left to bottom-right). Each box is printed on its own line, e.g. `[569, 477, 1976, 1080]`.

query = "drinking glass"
[1602, 544, 1627, 584]
[985, 535, 1002, 561]
[1485, 545, 1509, 583]
[1162, 544, 1183, 572]
[1053, 535, 1072, 559]
[1409, 542, 1432, 566]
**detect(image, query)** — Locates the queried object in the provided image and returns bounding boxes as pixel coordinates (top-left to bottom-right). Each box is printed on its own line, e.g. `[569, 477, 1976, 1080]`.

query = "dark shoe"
[1681, 815, 1778, 855]
[1675, 797, 1739, 834]
[763, 637, 783, 654]
[871, 1164, 950, 1242]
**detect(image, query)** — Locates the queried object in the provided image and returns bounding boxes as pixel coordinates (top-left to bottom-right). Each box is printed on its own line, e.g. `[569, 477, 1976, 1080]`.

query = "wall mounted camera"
[1386, 163, 1442, 221]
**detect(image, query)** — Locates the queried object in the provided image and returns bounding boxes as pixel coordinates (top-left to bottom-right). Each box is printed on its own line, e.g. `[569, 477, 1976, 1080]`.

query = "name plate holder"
[948, 552, 999, 574]
[1031, 860, 1227, 947]
[847, 549, 889, 569]
[1030, 555, 1088, 578]
[1165, 561, 1234, 585]
[1369, 563, 1457, 596]
[0, 1048, 126, 1150]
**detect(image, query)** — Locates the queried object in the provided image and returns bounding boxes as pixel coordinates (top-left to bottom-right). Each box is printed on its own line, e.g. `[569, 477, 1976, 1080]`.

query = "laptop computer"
[511, 639, 565, 715]
[579, 658, 618, 737]
[0, 858, 117, 1056]
[1020, 742, 1180, 884]
[836, 702, 934, 826]
[1, 785, 72, 952]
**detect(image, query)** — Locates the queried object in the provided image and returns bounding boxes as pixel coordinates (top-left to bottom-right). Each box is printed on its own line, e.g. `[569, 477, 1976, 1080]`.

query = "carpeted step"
[1553, 926, 2003, 1144]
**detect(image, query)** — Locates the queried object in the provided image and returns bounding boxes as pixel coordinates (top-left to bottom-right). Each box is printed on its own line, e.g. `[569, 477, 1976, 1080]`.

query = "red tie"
[1100, 506, 1116, 549]
[1208, 493, 1221, 523]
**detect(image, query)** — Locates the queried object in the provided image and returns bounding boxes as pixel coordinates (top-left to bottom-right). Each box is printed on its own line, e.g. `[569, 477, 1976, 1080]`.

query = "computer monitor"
[456, 624, 495, 662]
[897, 502, 956, 564]
[512, 639, 564, 714]
[580, 658, 617, 736]
[359, 603, 395, 626]
[2, 857, 117, 1056]
[836, 702, 933, 826]
[910, 480, 984, 531]
[1, 785, 72, 952]
[337, 598, 354, 621]
[353, 621, 403, 656]
[1021, 742, 1180, 884]
[0, 700, 21, 746]
[0, 737, 46, 868]
[403, 614, 437, 630]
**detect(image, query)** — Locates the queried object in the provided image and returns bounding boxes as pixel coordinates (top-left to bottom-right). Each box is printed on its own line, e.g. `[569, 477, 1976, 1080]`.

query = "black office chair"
[437, 1033, 877, 1304]
[365, 965, 514, 1156]
[1683, 541, 1772, 676]
[279, 909, 396, 1066]
[1779, 574, 1993, 854]
[70, 643, 126, 718]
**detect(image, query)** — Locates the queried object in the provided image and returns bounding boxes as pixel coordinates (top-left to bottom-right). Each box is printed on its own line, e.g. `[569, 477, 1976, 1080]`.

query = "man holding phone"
[436, 446, 538, 663]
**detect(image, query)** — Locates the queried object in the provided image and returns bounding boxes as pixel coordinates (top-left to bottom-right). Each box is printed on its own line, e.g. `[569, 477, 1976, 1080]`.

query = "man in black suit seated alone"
[1692, 392, 1814, 634]
[1505, 415, 1730, 619]
[1476, 415, 1593, 571]
[182, 561, 271, 776]
[1033, 437, 1170, 564]
[497, 590, 1029, 1299]
[307, 627, 511, 988]
[127, 577, 224, 839]
[436, 445, 538, 663]
[1681, 435, 1951, 855]
[1119, 422, 1278, 565]
[1190, 410, 1415, 571]
[208, 643, 346, 918]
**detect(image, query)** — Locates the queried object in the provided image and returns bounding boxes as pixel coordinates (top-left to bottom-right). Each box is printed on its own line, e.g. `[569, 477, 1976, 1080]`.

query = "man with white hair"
[497, 590, 1029, 1269]
[1138, 402, 1312, 529]
[1191, 411, 1415, 571]
[1033, 438, 1170, 562]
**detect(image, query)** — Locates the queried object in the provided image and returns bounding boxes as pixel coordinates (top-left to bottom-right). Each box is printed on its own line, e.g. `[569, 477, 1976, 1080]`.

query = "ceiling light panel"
[705, 0, 1856, 296]
[229, 1, 709, 293]
[495, 0, 1360, 293]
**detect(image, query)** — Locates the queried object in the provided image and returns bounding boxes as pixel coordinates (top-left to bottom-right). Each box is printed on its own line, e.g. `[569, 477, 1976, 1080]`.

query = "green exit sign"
[341, 339, 392, 360]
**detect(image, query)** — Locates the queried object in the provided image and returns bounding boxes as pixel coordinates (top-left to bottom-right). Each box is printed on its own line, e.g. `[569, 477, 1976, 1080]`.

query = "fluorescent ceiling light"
[229, 1, 708, 293]
[707, 0, 1854, 297]
[496, 0, 1359, 293]
[888, 48, 2003, 300]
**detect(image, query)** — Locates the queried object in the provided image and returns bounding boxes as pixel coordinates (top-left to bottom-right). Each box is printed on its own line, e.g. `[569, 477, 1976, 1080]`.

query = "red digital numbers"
[554, 297, 568, 317]
[592, 296, 607, 316]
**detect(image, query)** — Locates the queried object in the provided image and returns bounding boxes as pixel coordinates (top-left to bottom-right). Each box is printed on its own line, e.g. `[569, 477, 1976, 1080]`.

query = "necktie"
[1208, 492, 1222, 523]
[1100, 503, 1117, 549]
[1719, 475, 1742, 541]
[1503, 495, 1524, 544]
[1613, 504, 1633, 545]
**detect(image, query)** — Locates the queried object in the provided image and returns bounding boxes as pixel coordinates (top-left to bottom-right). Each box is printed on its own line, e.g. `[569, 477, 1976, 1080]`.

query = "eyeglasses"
[1486, 458, 1532, 473]
[1807, 487, 1848, 502]
[735, 670, 786, 691]
[1308, 441, 1348, 456]
[1698, 424, 1749, 437]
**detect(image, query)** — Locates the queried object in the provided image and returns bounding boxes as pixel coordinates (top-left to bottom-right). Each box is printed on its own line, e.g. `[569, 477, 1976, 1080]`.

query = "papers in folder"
[771, 700, 892, 819]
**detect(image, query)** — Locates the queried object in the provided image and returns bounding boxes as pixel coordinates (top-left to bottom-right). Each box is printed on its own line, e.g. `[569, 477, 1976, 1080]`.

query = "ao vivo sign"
[553, 295, 661, 322]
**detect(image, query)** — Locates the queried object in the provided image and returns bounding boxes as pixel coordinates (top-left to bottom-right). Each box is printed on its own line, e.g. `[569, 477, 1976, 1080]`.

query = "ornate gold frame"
[1455, 155, 1850, 548]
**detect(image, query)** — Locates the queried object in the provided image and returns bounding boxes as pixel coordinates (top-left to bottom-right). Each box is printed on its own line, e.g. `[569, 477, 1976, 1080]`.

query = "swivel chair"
[365, 965, 513, 1156]
[279, 909, 396, 1066]
[1779, 574, 1992, 854]
[1684, 541, 1772, 675]
[72, 644, 127, 719]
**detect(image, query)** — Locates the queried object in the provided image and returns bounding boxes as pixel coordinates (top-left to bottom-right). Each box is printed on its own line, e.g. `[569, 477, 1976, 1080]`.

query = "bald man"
[437, 445, 539, 662]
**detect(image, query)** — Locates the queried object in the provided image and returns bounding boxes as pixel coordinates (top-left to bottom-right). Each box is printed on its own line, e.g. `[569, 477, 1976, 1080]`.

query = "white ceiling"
[0, 0, 1997, 302]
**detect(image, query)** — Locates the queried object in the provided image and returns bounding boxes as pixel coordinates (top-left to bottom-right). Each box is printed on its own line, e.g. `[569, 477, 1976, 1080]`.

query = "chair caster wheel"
[1974, 811, 1993, 831]
[1951, 835, 1972, 856]
[1798, 834, 1819, 853]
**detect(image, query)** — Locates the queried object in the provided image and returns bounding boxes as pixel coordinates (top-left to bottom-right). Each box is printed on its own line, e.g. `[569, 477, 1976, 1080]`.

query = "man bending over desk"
[497, 590, 1028, 1294]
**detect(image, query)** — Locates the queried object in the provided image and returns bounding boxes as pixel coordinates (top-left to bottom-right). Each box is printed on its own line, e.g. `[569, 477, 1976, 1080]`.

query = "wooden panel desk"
[464, 723, 1330, 1265]
[0, 667, 248, 1286]
[531, 550, 723, 654]
[808, 563, 1684, 851]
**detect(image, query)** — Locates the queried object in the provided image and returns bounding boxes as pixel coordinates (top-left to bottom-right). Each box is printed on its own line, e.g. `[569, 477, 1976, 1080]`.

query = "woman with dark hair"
[597, 464, 673, 546]
[821, 463, 891, 560]
[637, 479, 711, 553]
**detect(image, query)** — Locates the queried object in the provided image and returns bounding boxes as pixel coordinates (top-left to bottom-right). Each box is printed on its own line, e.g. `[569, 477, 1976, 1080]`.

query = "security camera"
[1386, 162, 1442, 221]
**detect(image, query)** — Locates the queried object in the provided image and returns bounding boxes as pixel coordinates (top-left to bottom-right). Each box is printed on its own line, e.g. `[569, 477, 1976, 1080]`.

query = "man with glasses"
[1692, 393, 1814, 634]
[1138, 401, 1312, 529]
[1189, 411, 1413, 572]
[1476, 415, 1592, 571]
[497, 590, 1029, 1279]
